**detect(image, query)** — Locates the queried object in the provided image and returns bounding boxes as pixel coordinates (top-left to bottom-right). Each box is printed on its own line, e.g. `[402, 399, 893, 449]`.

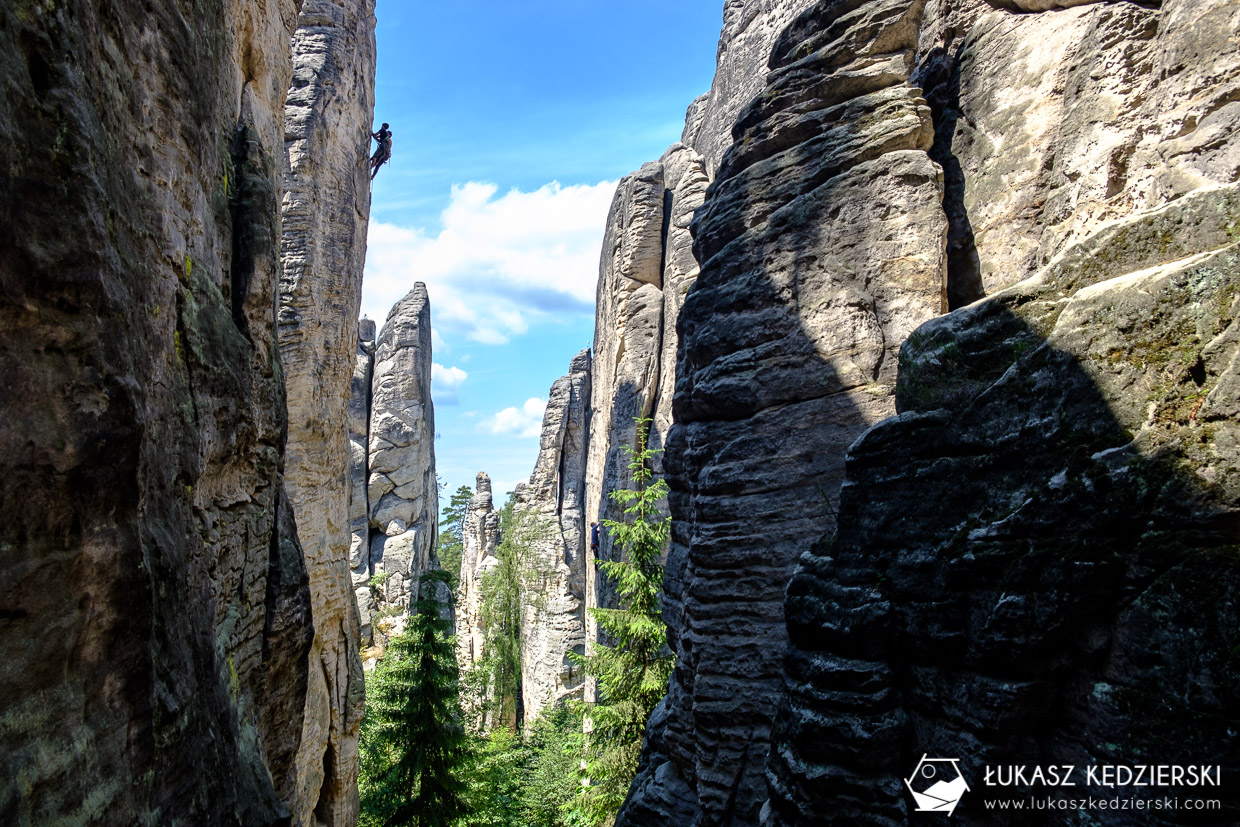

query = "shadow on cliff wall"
[622, 115, 1240, 826]
[767, 245, 1240, 825]
[620, 131, 900, 824]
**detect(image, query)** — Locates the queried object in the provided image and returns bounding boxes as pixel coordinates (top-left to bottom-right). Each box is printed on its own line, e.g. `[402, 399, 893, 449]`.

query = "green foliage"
[463, 496, 546, 730]
[462, 705, 587, 827]
[360, 570, 471, 827]
[438, 485, 474, 593]
[569, 419, 674, 825]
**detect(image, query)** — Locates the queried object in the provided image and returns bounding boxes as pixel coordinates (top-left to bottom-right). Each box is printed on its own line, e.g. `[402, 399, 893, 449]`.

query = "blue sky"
[363, 0, 724, 500]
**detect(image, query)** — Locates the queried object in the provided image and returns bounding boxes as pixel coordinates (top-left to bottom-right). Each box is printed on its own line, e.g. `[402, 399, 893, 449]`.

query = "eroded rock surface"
[457, 472, 501, 674]
[766, 181, 1240, 827]
[762, 0, 1240, 823]
[517, 350, 593, 722]
[0, 0, 311, 822]
[585, 145, 709, 670]
[350, 319, 377, 647]
[621, 2, 946, 823]
[278, 1, 376, 821]
[684, 0, 820, 174]
[365, 285, 438, 640]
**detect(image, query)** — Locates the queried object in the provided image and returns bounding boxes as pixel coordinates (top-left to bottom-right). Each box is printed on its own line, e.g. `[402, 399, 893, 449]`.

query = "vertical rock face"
[457, 473, 502, 673]
[517, 350, 593, 722]
[683, 0, 820, 174]
[0, 0, 311, 822]
[623, 1, 946, 823]
[350, 319, 377, 647]
[277, 1, 376, 822]
[765, 1, 1240, 822]
[584, 145, 709, 664]
[364, 284, 439, 633]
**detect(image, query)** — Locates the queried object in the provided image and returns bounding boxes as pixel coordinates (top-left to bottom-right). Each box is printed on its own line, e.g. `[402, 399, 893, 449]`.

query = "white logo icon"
[905, 755, 970, 816]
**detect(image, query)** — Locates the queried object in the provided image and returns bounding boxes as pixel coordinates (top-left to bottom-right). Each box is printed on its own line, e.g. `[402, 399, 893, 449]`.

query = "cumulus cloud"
[483, 397, 547, 438]
[431, 362, 468, 406]
[363, 180, 616, 345]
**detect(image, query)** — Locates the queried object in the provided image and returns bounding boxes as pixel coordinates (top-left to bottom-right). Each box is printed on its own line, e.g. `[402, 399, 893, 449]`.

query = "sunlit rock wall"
[457, 472, 501, 674]
[278, 1, 376, 821]
[363, 284, 439, 644]
[517, 350, 593, 723]
[623, 2, 947, 822]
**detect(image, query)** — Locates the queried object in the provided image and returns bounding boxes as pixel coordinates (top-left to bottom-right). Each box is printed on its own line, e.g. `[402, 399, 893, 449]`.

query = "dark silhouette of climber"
[370, 122, 392, 180]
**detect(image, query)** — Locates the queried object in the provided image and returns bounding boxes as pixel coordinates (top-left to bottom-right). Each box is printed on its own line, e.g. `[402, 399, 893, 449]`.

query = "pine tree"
[360, 569, 471, 827]
[437, 485, 473, 593]
[571, 418, 674, 825]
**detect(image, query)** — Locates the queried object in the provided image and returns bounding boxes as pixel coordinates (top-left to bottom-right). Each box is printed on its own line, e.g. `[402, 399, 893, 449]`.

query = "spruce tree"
[360, 569, 471, 827]
[437, 485, 473, 592]
[572, 418, 675, 824]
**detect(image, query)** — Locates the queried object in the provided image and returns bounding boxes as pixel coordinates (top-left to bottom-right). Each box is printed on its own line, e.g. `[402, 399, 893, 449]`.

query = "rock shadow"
[765, 188, 1240, 825]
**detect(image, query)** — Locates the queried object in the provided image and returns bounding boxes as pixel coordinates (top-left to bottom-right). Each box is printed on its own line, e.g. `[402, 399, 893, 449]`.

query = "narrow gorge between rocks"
[1, 1, 1238, 826]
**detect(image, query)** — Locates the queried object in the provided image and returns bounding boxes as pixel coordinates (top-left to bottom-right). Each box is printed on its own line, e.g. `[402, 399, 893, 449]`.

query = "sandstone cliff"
[517, 350, 593, 722]
[278, 1, 376, 821]
[361, 284, 439, 645]
[0, 0, 313, 821]
[351, 317, 377, 646]
[457, 472, 502, 674]
[607, 0, 1240, 823]
[765, 0, 1240, 822]
[623, 2, 948, 822]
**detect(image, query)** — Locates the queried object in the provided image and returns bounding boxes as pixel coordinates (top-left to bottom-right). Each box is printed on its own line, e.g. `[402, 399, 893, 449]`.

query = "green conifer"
[572, 418, 675, 824]
[360, 569, 471, 827]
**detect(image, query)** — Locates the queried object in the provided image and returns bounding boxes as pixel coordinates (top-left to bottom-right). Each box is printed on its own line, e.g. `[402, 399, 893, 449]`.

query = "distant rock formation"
[278, 1, 376, 821]
[457, 472, 502, 674]
[517, 350, 593, 723]
[358, 285, 439, 646]
[0, 0, 320, 821]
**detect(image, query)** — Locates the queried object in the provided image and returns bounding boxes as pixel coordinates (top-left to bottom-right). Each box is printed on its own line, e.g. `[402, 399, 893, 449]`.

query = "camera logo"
[906, 755, 970, 816]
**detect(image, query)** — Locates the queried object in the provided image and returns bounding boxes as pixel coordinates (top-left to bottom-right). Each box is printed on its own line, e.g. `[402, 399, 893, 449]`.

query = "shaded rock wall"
[361, 284, 438, 643]
[0, 0, 312, 822]
[457, 472, 501, 674]
[766, 0, 1240, 822]
[350, 318, 376, 646]
[622, 2, 947, 823]
[517, 350, 593, 723]
[277, 1, 376, 821]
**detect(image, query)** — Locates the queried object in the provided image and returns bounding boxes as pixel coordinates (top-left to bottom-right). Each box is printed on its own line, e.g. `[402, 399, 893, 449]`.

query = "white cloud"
[432, 363, 468, 389]
[363, 180, 616, 346]
[483, 397, 547, 438]
[431, 362, 468, 406]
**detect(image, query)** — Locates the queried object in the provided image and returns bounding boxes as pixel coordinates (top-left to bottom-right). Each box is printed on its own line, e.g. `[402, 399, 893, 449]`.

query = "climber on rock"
[370, 122, 392, 179]
[590, 521, 600, 558]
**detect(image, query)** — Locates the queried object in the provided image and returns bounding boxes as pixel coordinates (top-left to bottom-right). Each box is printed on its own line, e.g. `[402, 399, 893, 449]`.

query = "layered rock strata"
[517, 350, 593, 722]
[0, 0, 312, 822]
[277, 1, 376, 821]
[684, 0, 822, 175]
[621, 0, 947, 822]
[767, 179, 1240, 827]
[584, 145, 710, 689]
[350, 318, 377, 647]
[457, 473, 502, 673]
[361, 285, 438, 640]
[766, 0, 1240, 821]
